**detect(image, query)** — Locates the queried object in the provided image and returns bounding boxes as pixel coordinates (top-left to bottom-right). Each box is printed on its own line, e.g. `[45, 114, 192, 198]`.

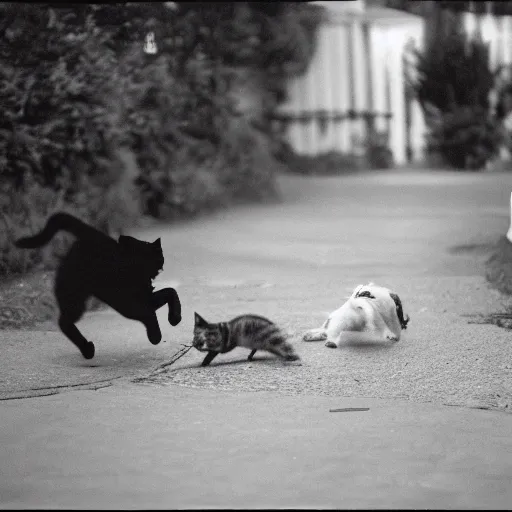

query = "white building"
[278, 0, 512, 167]
[277, 0, 425, 166]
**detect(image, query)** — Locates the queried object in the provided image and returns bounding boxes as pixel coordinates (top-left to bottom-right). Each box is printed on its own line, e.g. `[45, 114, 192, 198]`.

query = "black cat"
[15, 212, 181, 359]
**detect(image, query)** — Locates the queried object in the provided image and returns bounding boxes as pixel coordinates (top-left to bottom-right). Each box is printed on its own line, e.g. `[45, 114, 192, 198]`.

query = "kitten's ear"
[153, 238, 162, 247]
[194, 312, 208, 327]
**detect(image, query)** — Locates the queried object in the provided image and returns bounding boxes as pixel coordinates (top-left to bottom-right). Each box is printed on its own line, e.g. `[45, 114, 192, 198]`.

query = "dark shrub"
[425, 105, 502, 170]
[411, 18, 501, 169]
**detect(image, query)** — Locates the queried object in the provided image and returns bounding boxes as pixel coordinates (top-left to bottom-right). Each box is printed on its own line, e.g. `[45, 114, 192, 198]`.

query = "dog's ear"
[390, 293, 410, 329]
[354, 283, 376, 300]
[356, 290, 376, 299]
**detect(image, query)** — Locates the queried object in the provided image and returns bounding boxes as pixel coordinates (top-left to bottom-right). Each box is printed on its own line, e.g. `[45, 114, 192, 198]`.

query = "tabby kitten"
[193, 312, 301, 366]
[15, 212, 181, 359]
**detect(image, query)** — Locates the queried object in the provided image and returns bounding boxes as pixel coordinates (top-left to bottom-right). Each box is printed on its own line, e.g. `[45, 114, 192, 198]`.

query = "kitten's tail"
[14, 212, 100, 249]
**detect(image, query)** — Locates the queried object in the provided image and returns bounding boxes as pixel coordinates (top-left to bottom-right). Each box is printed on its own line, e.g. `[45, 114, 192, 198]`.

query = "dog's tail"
[14, 213, 101, 249]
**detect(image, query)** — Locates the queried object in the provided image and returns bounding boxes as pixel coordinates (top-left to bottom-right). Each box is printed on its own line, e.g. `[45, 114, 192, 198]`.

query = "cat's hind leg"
[266, 339, 301, 362]
[247, 349, 257, 361]
[56, 294, 95, 359]
[151, 287, 182, 326]
[54, 250, 95, 359]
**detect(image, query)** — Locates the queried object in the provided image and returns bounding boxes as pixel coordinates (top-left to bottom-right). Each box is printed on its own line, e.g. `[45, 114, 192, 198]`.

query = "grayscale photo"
[1, 1, 511, 509]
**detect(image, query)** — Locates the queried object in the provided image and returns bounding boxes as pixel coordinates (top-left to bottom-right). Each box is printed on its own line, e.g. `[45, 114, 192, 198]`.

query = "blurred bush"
[364, 129, 394, 169]
[275, 141, 362, 176]
[0, 2, 321, 277]
[424, 104, 501, 170]
[410, 19, 502, 170]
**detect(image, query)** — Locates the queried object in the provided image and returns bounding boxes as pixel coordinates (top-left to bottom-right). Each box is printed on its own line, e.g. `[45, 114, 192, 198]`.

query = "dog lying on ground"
[303, 283, 410, 348]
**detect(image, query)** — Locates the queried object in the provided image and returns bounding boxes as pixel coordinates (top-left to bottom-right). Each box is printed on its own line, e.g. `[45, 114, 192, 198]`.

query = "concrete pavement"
[2, 384, 511, 509]
[1, 170, 512, 508]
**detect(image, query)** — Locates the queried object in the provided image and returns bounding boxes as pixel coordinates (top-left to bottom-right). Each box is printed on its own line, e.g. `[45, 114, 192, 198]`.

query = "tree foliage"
[410, 23, 501, 170]
[413, 26, 494, 113]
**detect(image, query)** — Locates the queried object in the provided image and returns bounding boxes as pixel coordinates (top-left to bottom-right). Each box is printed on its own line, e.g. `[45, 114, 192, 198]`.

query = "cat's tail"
[14, 212, 100, 249]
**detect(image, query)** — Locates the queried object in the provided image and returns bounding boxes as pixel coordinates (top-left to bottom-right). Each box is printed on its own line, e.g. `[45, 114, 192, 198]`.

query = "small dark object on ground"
[486, 236, 512, 296]
[329, 408, 370, 412]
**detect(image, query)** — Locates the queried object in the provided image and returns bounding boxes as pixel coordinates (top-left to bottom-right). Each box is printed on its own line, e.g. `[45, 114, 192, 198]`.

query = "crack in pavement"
[0, 390, 60, 401]
[26, 376, 123, 392]
[0, 376, 123, 401]
[1, 352, 197, 401]
[132, 346, 194, 384]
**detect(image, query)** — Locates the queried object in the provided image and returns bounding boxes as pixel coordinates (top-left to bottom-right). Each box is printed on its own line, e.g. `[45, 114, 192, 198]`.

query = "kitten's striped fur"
[193, 312, 300, 366]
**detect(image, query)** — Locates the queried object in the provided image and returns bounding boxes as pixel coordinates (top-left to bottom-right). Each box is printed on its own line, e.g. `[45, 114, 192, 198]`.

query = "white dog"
[303, 283, 410, 348]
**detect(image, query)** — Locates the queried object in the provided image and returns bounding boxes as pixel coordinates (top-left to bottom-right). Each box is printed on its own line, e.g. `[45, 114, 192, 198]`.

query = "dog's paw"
[303, 330, 328, 342]
[325, 341, 338, 349]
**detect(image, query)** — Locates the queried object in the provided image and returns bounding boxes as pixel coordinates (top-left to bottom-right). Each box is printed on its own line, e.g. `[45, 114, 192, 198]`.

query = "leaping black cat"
[15, 212, 182, 359]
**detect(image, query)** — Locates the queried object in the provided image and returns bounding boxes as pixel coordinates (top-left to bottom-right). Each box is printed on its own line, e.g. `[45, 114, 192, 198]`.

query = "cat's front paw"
[168, 313, 182, 327]
[81, 341, 95, 359]
[325, 341, 338, 349]
[386, 334, 399, 342]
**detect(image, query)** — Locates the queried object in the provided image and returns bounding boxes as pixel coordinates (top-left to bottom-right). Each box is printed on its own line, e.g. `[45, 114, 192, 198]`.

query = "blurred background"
[2, 0, 512, 279]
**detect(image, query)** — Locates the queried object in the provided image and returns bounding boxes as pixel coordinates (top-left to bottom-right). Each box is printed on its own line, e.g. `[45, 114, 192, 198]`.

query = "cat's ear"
[194, 312, 208, 327]
[152, 238, 162, 247]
